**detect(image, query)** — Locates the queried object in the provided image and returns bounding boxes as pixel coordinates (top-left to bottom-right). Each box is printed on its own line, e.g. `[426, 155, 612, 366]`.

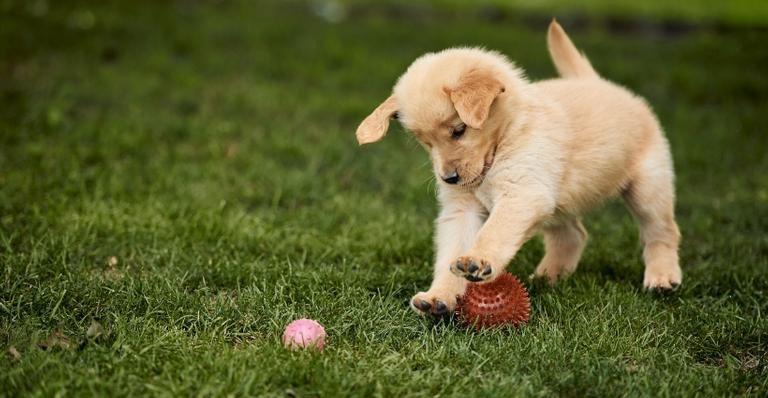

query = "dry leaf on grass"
[86, 320, 105, 339]
[7, 346, 21, 362]
[740, 354, 760, 372]
[38, 329, 72, 350]
[107, 256, 118, 267]
[101, 256, 124, 281]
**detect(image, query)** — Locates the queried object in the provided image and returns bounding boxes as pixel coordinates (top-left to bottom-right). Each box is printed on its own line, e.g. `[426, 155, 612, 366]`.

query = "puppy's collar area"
[478, 144, 498, 180]
[457, 144, 497, 189]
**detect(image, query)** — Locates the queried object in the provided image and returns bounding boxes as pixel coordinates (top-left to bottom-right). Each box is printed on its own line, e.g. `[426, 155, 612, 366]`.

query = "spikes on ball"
[455, 273, 531, 330]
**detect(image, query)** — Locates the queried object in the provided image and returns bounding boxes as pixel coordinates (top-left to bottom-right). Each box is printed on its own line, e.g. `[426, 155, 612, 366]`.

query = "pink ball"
[282, 318, 326, 350]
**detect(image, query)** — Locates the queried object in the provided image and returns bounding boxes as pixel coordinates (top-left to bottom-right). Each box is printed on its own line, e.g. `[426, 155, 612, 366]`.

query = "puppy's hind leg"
[534, 218, 588, 285]
[623, 140, 682, 290]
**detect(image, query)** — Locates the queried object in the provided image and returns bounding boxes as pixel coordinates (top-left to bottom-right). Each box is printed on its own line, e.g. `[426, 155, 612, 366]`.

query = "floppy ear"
[445, 70, 505, 130]
[355, 95, 399, 145]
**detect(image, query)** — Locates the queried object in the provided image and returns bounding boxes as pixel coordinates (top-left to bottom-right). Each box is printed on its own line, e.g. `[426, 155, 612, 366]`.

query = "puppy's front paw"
[451, 256, 494, 282]
[410, 291, 458, 317]
[643, 265, 682, 291]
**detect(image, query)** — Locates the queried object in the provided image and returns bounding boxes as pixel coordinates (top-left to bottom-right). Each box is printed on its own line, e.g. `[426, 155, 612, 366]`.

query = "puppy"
[356, 21, 682, 316]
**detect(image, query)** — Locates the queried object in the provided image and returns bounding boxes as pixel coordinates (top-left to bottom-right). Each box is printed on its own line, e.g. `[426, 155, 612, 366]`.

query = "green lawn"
[2, 1, 767, 396]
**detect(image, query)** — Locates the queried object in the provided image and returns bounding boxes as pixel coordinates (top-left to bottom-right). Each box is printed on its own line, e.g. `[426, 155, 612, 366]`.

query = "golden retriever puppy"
[356, 21, 682, 316]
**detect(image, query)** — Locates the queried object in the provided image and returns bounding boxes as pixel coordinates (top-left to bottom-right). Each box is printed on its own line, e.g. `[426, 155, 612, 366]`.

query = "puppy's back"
[533, 78, 663, 213]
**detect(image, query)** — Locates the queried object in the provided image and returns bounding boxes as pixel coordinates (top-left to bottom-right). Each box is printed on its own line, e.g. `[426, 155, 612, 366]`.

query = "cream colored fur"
[356, 21, 682, 316]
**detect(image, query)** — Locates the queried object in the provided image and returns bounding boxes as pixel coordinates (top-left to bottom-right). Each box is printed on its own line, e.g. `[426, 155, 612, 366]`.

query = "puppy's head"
[357, 48, 525, 188]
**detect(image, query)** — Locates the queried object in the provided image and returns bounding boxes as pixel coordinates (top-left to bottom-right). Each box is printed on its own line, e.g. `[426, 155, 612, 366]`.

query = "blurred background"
[1, 1, 767, 395]
[2, 0, 766, 262]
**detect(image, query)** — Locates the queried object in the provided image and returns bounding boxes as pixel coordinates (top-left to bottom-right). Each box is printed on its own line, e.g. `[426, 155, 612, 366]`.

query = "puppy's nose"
[441, 170, 460, 184]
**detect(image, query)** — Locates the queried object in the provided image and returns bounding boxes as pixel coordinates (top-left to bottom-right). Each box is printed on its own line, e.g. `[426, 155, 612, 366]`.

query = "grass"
[342, 0, 768, 26]
[1, 0, 767, 396]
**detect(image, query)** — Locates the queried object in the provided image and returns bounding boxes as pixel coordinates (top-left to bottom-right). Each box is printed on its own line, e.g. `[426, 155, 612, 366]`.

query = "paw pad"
[453, 256, 493, 282]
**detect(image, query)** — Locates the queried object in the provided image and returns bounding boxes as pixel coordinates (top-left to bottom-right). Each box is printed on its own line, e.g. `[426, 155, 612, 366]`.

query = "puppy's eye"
[451, 123, 466, 140]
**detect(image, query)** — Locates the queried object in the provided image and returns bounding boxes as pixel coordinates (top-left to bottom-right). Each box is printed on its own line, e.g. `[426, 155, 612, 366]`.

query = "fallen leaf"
[741, 355, 759, 372]
[39, 329, 72, 350]
[7, 346, 21, 362]
[624, 357, 639, 373]
[86, 320, 105, 339]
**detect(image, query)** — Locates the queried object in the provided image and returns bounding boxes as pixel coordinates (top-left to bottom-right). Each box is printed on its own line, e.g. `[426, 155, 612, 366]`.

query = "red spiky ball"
[456, 273, 531, 329]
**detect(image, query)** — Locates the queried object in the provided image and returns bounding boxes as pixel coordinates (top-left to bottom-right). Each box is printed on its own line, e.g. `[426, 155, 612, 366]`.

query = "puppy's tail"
[547, 20, 599, 79]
